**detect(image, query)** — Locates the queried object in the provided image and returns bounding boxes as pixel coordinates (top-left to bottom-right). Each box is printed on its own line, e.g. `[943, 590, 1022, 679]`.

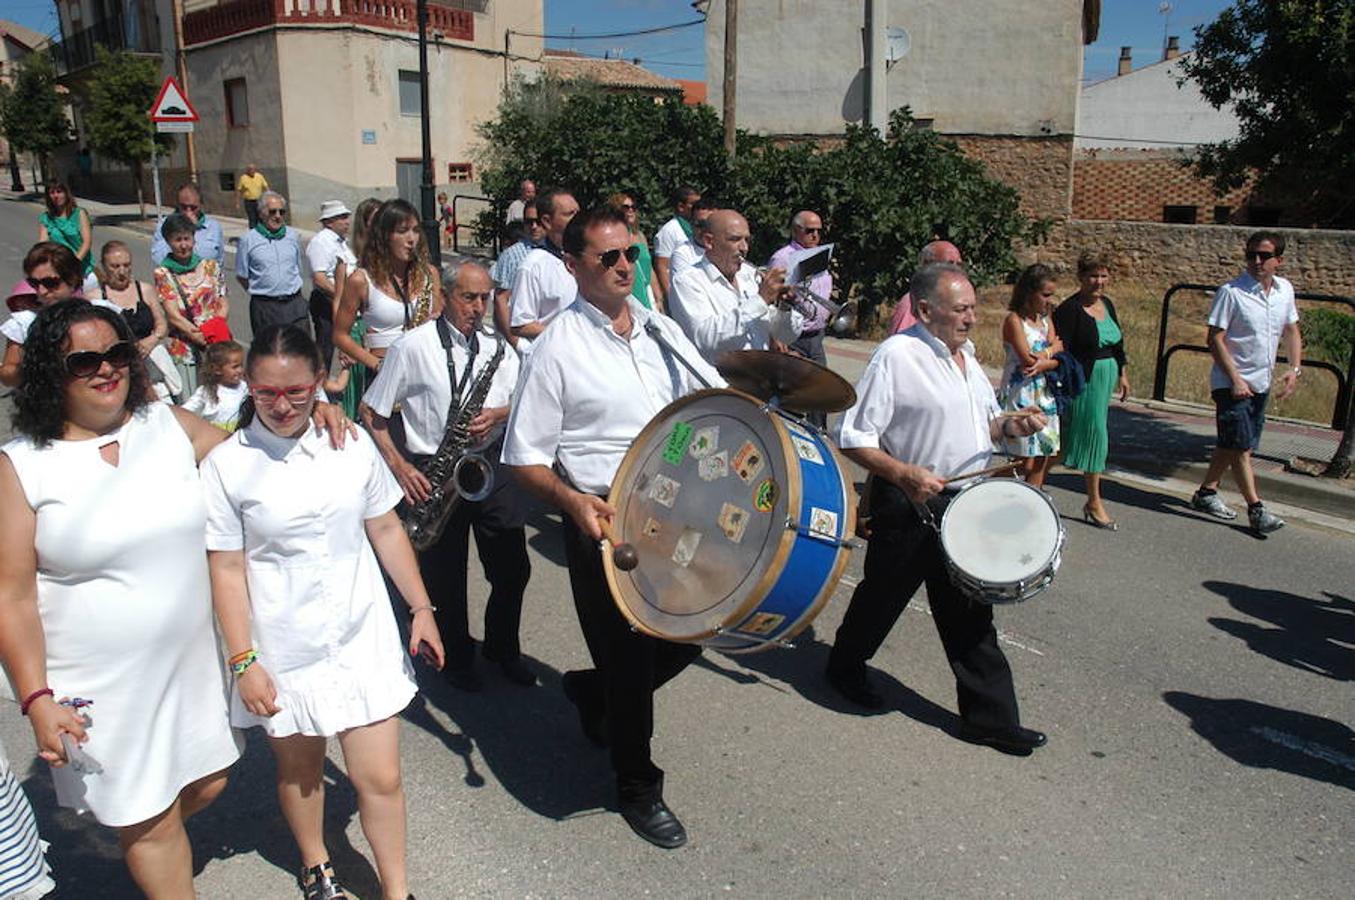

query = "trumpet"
[755, 266, 858, 335]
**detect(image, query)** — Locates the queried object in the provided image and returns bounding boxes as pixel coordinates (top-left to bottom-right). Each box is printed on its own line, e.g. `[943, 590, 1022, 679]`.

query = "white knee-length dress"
[200, 420, 416, 738]
[2, 404, 241, 828]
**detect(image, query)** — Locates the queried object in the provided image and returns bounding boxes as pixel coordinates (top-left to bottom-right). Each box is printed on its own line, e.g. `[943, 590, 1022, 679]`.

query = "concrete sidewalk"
[825, 337, 1353, 520]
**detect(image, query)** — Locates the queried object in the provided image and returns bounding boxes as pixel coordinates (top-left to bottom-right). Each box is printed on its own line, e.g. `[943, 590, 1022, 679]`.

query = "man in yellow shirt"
[236, 163, 269, 228]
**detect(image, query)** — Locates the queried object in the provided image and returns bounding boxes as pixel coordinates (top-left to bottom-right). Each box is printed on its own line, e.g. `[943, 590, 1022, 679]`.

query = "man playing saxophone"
[362, 258, 534, 691]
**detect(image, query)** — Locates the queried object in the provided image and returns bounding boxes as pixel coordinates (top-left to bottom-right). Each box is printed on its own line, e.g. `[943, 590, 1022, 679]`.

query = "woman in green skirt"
[1053, 251, 1130, 530]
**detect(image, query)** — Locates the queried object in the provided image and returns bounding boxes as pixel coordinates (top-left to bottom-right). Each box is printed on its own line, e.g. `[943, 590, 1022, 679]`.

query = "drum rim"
[938, 476, 1065, 582]
[603, 387, 803, 642]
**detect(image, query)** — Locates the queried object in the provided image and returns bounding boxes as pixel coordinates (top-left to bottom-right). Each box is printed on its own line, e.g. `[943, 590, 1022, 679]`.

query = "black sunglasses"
[264, 207, 287, 216]
[523, 217, 540, 226]
[1244, 250, 1276, 261]
[28, 276, 66, 290]
[798, 226, 823, 234]
[65, 341, 137, 378]
[594, 245, 642, 269]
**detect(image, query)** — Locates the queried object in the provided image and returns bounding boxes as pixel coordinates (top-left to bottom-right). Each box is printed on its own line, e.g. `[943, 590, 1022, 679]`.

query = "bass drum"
[604, 388, 856, 653]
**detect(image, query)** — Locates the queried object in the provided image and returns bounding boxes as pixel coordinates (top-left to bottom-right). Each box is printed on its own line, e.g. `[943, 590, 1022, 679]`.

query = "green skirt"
[1061, 358, 1117, 473]
[339, 319, 368, 419]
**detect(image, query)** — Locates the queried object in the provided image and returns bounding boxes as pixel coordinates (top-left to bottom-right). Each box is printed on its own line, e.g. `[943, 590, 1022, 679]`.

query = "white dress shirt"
[668, 256, 804, 362]
[304, 228, 356, 286]
[653, 217, 688, 259]
[508, 248, 575, 331]
[1207, 272, 1299, 394]
[363, 319, 519, 456]
[502, 295, 726, 495]
[836, 325, 1000, 478]
[670, 239, 704, 278]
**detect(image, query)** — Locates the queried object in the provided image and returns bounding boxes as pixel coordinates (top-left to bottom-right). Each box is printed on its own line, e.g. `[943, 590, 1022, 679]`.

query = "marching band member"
[826, 263, 1050, 756]
[667, 209, 802, 363]
[507, 189, 580, 351]
[503, 206, 724, 849]
[362, 259, 533, 692]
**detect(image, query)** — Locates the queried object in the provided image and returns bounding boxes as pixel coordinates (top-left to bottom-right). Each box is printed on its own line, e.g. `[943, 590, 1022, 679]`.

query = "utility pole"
[722, 0, 738, 157]
[416, 0, 441, 265]
[170, 0, 197, 184]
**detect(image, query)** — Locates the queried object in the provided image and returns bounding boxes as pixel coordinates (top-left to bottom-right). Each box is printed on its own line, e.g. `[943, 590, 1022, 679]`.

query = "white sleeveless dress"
[2, 404, 241, 828]
[360, 269, 412, 350]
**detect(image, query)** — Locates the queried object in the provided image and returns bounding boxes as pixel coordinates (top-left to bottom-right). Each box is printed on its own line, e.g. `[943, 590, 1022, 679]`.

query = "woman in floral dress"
[999, 264, 1062, 488]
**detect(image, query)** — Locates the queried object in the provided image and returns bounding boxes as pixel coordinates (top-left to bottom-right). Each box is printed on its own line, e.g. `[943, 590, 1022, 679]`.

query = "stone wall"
[1072, 150, 1254, 222]
[950, 134, 1073, 221]
[1030, 219, 1355, 295]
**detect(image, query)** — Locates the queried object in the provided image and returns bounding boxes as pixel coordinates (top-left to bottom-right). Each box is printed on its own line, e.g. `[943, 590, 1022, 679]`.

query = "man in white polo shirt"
[651, 184, 700, 306]
[1190, 230, 1303, 535]
[508, 188, 580, 350]
[304, 200, 355, 366]
[827, 262, 1049, 756]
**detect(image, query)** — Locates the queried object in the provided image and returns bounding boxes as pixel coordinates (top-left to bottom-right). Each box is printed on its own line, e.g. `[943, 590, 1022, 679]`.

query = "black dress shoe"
[483, 647, 538, 687]
[619, 797, 687, 849]
[561, 671, 608, 747]
[958, 723, 1047, 756]
[825, 665, 884, 709]
[443, 663, 483, 693]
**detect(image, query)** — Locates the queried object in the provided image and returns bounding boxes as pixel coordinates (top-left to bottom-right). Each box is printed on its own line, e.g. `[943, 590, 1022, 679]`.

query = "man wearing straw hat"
[305, 200, 356, 365]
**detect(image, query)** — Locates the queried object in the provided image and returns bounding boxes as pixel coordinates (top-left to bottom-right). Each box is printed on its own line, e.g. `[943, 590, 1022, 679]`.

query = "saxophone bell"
[452, 451, 494, 502]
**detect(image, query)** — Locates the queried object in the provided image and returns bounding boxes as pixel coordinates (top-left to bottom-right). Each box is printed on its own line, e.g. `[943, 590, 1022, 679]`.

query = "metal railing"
[450, 193, 498, 258]
[1151, 282, 1355, 431]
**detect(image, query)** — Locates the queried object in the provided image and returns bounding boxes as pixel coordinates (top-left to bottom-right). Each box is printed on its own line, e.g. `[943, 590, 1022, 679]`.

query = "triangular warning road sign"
[149, 77, 199, 123]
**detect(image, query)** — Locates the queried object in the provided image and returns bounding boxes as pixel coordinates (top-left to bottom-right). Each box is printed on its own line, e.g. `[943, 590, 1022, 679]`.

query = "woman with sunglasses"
[0, 300, 243, 897]
[154, 213, 230, 399]
[202, 325, 443, 900]
[333, 199, 443, 378]
[607, 192, 655, 311]
[36, 182, 95, 290]
[1, 242, 88, 387]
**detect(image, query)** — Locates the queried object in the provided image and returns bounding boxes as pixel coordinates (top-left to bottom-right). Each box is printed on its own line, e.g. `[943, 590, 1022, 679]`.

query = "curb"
[1108, 453, 1352, 520]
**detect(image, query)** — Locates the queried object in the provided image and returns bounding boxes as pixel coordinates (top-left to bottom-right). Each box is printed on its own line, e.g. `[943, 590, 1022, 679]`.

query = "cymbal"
[715, 350, 857, 413]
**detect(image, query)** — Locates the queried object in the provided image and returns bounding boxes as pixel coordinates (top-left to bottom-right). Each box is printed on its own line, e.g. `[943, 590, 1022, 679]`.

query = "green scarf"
[254, 222, 287, 240]
[678, 216, 694, 239]
[161, 253, 201, 274]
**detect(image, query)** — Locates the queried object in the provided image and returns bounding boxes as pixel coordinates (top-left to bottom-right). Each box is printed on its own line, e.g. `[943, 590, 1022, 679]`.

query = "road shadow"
[1045, 470, 1262, 536]
[1107, 404, 1217, 466]
[1163, 692, 1355, 791]
[524, 505, 567, 567]
[1203, 582, 1355, 681]
[19, 728, 379, 898]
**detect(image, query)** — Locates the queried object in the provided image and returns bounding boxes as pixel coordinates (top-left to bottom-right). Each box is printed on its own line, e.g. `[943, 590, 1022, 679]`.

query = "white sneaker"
[1191, 490, 1237, 520]
[1248, 504, 1285, 535]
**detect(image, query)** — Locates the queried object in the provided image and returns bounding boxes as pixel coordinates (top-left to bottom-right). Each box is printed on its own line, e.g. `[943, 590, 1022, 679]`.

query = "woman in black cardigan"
[1052, 251, 1130, 529]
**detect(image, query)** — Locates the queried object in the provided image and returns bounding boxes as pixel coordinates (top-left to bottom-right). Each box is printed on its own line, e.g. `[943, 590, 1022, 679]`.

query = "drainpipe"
[866, 0, 887, 132]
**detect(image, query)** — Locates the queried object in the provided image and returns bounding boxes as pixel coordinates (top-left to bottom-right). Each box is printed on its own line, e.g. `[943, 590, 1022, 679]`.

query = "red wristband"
[20, 688, 54, 716]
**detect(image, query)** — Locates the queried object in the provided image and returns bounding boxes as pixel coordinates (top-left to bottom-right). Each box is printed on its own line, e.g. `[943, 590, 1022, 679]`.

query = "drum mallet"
[598, 518, 640, 571]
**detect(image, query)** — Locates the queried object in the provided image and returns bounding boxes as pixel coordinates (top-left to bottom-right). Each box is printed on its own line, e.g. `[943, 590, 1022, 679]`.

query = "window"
[224, 78, 249, 128]
[1213, 205, 1232, 225]
[398, 70, 422, 117]
[447, 162, 473, 182]
[217, 172, 235, 192]
[1163, 205, 1198, 224]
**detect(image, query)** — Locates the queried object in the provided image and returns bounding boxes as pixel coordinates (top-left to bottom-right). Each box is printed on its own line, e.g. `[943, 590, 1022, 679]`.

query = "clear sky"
[3, 0, 1234, 84]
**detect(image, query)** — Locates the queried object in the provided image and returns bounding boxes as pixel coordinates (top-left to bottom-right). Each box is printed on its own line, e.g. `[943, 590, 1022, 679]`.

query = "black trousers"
[309, 288, 335, 367]
[790, 329, 828, 429]
[561, 513, 702, 802]
[243, 198, 260, 228]
[414, 469, 530, 669]
[249, 292, 309, 339]
[828, 482, 1020, 731]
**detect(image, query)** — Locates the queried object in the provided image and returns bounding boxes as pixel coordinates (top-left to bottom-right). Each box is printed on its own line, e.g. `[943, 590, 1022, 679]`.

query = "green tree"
[0, 52, 72, 183]
[1180, 0, 1355, 225]
[82, 47, 174, 219]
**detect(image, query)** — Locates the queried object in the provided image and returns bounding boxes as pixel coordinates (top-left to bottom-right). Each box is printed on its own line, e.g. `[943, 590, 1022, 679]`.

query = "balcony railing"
[50, 11, 162, 75]
[183, 0, 476, 47]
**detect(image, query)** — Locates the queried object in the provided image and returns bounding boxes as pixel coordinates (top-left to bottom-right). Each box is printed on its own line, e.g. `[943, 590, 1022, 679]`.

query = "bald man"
[667, 209, 802, 363]
[890, 240, 963, 334]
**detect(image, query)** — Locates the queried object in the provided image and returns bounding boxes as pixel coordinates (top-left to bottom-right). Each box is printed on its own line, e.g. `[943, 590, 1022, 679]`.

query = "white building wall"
[1075, 54, 1240, 151]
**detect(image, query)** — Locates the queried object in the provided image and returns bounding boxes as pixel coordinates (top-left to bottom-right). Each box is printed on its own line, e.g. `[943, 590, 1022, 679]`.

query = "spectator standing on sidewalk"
[156, 214, 230, 398]
[505, 178, 536, 224]
[235, 164, 269, 229]
[37, 181, 95, 290]
[150, 182, 225, 268]
[1190, 231, 1302, 535]
[305, 200, 355, 367]
[651, 185, 701, 307]
[236, 191, 308, 337]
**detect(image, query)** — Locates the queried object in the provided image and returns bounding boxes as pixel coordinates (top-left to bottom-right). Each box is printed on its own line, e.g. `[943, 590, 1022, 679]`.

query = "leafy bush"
[1300, 307, 1355, 367]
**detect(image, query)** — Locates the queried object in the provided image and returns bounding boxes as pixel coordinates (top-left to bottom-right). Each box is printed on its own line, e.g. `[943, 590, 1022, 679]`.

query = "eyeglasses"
[619, 203, 636, 211]
[590, 245, 642, 269]
[523, 217, 541, 226]
[28, 276, 67, 291]
[797, 226, 823, 234]
[179, 203, 201, 212]
[250, 383, 317, 406]
[1245, 250, 1276, 261]
[64, 341, 137, 378]
[264, 208, 287, 217]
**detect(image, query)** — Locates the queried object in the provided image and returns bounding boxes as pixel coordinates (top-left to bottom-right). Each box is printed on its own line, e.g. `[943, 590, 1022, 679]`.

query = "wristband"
[408, 605, 438, 616]
[20, 688, 54, 716]
[1290, 367, 1302, 376]
[230, 650, 258, 677]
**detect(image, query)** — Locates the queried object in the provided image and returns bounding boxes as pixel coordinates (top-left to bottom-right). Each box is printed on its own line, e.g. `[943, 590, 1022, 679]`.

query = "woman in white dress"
[0, 300, 242, 898]
[203, 324, 444, 900]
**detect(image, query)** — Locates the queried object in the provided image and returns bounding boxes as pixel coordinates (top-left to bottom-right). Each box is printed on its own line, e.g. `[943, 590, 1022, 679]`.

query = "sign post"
[148, 76, 199, 218]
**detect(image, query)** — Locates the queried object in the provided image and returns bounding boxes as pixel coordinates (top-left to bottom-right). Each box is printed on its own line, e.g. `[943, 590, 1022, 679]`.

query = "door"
[396, 159, 421, 206]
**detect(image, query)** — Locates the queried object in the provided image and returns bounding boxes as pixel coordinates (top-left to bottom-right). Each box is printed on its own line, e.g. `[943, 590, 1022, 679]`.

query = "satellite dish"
[886, 26, 911, 69]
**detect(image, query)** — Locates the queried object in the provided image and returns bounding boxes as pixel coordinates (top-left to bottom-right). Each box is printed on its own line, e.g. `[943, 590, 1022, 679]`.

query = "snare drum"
[604, 388, 856, 653]
[938, 478, 1065, 605]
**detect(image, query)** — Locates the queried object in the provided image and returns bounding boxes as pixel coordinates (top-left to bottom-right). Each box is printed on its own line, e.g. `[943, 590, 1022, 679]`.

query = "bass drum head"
[939, 478, 1062, 586]
[605, 389, 797, 643]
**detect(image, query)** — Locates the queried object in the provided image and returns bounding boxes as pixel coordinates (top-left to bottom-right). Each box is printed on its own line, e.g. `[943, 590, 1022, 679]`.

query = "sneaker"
[1248, 504, 1285, 535]
[1191, 490, 1237, 520]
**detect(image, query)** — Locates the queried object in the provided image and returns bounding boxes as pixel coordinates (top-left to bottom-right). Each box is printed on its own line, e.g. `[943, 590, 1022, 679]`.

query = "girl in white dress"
[203, 325, 444, 900]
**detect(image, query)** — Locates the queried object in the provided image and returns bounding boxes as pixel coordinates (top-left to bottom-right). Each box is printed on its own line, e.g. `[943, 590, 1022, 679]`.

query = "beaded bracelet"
[20, 688, 53, 716]
[230, 650, 259, 677]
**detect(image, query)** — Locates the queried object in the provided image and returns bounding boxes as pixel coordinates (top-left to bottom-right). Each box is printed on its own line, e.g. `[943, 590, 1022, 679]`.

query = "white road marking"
[1249, 726, 1355, 772]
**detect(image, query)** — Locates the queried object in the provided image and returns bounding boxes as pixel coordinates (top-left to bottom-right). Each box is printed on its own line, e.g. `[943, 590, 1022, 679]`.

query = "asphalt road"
[2, 197, 1353, 898]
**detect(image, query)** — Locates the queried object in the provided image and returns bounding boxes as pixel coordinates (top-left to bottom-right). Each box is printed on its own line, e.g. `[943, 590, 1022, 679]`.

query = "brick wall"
[949, 135, 1073, 221]
[1072, 149, 1253, 222]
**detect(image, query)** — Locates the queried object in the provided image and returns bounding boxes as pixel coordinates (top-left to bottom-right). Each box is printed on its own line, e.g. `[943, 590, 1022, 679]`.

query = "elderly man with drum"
[503, 205, 723, 849]
[826, 262, 1050, 756]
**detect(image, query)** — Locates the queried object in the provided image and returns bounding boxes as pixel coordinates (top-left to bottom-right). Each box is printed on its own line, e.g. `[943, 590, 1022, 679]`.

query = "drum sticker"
[734, 441, 765, 483]
[699, 450, 729, 482]
[642, 517, 662, 540]
[809, 506, 840, 539]
[717, 502, 749, 543]
[648, 474, 681, 508]
[662, 421, 694, 466]
[738, 612, 785, 636]
[791, 434, 825, 466]
[689, 426, 720, 459]
[671, 527, 703, 568]
[753, 478, 778, 513]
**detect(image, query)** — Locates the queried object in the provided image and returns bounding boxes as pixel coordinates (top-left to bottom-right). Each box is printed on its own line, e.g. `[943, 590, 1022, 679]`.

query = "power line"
[511, 17, 706, 41]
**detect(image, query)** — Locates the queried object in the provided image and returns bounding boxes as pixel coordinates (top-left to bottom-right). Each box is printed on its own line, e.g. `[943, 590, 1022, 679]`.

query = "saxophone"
[403, 336, 507, 551]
